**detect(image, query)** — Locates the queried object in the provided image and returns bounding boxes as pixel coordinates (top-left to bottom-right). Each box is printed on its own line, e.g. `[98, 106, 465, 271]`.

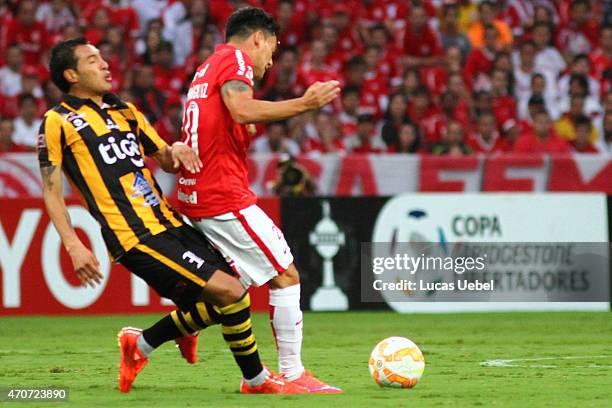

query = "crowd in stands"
[1, 0, 612, 156]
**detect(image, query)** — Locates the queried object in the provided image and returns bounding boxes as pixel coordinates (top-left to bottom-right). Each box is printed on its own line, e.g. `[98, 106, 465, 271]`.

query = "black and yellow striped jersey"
[38, 93, 184, 260]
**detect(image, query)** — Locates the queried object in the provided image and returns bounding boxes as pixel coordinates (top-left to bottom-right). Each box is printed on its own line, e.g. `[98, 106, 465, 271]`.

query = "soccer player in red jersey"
[178, 7, 342, 393]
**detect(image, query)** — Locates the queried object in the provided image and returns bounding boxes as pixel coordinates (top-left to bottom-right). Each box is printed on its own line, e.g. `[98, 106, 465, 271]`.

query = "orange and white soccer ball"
[368, 336, 425, 388]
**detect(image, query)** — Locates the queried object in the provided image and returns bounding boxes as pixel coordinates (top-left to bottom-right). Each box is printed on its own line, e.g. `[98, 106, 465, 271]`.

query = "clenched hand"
[302, 81, 341, 110]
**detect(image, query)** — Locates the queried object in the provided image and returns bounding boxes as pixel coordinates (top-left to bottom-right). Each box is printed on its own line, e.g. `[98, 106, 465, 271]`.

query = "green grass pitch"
[1, 311, 611, 407]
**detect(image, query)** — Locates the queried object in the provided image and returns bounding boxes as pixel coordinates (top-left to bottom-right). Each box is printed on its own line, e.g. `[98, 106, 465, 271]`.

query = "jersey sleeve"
[37, 110, 64, 167]
[127, 102, 168, 156]
[217, 49, 255, 89]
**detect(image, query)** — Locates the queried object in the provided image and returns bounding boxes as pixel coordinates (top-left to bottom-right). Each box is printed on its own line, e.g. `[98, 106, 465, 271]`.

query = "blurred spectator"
[519, 94, 548, 134]
[303, 111, 344, 153]
[361, 45, 390, 115]
[402, 4, 443, 68]
[557, 73, 603, 118]
[589, 25, 612, 97]
[514, 40, 557, 119]
[398, 68, 422, 96]
[368, 24, 402, 87]
[5, 0, 49, 66]
[464, 24, 499, 90]
[439, 90, 470, 130]
[533, 3, 558, 26]
[132, 0, 169, 36]
[253, 121, 300, 155]
[600, 111, 612, 153]
[502, 0, 537, 37]
[490, 69, 517, 131]
[408, 85, 443, 144]
[344, 113, 385, 153]
[0, 117, 27, 152]
[166, 0, 220, 66]
[0, 45, 24, 97]
[533, 22, 567, 80]
[445, 72, 473, 114]
[570, 114, 599, 153]
[155, 96, 183, 145]
[518, 73, 559, 120]
[557, 54, 600, 104]
[294, 40, 339, 96]
[472, 90, 494, 119]
[513, 110, 570, 153]
[555, 94, 599, 143]
[328, 5, 363, 65]
[11, 94, 41, 149]
[104, 0, 140, 39]
[381, 92, 410, 149]
[556, 0, 599, 59]
[85, 7, 111, 45]
[466, 111, 509, 154]
[275, 0, 306, 48]
[135, 19, 163, 65]
[387, 122, 421, 153]
[36, 0, 76, 33]
[439, 2, 471, 57]
[467, 1, 513, 50]
[130, 65, 165, 124]
[152, 41, 186, 95]
[431, 120, 472, 156]
[337, 86, 360, 138]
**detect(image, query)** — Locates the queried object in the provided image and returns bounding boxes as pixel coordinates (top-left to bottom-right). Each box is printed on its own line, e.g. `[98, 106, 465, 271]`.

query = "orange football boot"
[240, 370, 307, 394]
[175, 332, 199, 364]
[289, 370, 342, 394]
[117, 327, 149, 393]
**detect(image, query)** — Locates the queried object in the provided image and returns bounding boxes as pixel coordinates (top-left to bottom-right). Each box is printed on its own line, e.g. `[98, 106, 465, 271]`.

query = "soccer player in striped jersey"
[39, 37, 304, 394]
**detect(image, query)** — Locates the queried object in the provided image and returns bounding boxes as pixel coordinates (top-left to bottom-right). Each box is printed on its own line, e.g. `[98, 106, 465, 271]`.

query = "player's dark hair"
[225, 7, 279, 41]
[49, 37, 89, 93]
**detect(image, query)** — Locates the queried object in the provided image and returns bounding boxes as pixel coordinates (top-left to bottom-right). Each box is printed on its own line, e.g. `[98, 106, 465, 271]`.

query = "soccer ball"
[368, 336, 425, 388]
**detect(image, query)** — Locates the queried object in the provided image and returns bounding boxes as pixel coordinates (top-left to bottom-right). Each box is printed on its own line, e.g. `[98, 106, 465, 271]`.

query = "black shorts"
[120, 225, 234, 310]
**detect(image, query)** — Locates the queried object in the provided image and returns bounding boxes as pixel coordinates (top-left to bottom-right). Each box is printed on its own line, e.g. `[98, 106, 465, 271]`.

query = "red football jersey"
[178, 44, 257, 218]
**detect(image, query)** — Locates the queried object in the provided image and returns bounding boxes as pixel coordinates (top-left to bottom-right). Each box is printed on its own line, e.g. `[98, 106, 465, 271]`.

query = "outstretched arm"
[221, 79, 341, 124]
[40, 164, 102, 287]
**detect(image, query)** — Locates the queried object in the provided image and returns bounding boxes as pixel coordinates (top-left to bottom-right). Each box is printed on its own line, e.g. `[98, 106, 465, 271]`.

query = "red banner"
[4, 153, 611, 198]
[0, 198, 278, 315]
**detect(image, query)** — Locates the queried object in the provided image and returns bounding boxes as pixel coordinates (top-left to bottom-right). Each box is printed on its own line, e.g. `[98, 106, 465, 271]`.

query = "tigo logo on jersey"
[98, 133, 144, 167]
[132, 172, 160, 207]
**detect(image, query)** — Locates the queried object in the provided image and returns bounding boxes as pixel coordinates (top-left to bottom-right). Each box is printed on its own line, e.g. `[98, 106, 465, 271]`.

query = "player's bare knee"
[204, 270, 246, 306]
[270, 263, 300, 289]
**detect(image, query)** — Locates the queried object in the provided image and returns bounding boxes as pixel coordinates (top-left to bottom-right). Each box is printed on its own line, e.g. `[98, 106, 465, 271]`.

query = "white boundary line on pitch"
[480, 355, 612, 368]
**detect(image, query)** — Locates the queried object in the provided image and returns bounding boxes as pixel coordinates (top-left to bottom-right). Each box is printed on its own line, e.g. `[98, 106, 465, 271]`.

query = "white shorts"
[190, 204, 294, 288]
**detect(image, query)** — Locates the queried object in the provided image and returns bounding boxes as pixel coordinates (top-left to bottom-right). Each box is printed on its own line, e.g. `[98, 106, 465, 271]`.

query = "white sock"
[136, 334, 154, 357]
[269, 284, 304, 380]
[244, 368, 269, 387]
